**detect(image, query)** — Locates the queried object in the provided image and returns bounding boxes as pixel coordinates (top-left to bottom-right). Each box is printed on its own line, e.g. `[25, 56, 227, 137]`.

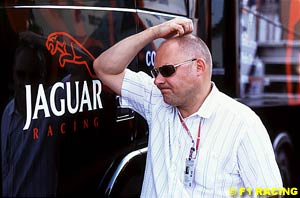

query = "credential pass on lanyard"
[178, 113, 202, 188]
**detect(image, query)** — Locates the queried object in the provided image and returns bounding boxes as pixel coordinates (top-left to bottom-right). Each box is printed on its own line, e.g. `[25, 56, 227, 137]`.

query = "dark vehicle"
[0, 0, 299, 197]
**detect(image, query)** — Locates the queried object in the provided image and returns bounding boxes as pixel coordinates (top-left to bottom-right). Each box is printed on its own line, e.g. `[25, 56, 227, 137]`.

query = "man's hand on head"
[151, 17, 194, 39]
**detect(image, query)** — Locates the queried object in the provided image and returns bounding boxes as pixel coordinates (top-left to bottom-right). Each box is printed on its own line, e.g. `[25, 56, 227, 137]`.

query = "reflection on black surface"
[1, 2, 152, 197]
[1, 36, 60, 197]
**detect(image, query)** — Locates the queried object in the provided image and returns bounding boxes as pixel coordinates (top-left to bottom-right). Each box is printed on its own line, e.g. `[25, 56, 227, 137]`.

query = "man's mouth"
[160, 88, 171, 95]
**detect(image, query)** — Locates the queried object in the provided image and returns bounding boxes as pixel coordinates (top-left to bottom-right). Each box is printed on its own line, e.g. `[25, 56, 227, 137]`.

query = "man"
[93, 18, 282, 197]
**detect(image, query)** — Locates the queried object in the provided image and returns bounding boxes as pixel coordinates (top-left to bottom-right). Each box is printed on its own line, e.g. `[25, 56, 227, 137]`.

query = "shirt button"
[172, 165, 176, 172]
[170, 166, 174, 172]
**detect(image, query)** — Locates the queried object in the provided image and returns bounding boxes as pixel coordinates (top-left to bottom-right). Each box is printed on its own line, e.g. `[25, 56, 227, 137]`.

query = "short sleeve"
[120, 69, 155, 119]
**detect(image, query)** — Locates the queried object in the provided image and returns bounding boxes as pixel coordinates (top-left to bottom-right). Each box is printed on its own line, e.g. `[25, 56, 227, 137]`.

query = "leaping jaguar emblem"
[45, 32, 96, 78]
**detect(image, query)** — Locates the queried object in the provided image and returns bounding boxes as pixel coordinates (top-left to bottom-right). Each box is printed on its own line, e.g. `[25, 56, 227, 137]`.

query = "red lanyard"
[178, 113, 202, 159]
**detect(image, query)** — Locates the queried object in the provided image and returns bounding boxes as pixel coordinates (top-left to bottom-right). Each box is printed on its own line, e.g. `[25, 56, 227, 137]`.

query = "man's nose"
[154, 73, 166, 85]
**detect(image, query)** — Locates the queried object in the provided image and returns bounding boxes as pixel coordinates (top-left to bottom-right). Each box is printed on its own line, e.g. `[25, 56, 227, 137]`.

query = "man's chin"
[162, 96, 170, 104]
[163, 96, 176, 106]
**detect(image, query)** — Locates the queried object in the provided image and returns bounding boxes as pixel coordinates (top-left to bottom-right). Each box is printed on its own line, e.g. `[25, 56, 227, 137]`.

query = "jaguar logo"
[23, 32, 103, 131]
[45, 32, 96, 78]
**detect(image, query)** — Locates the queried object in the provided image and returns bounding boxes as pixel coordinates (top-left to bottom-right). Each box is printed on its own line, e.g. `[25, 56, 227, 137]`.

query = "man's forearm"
[93, 27, 156, 77]
[92, 18, 193, 95]
[93, 17, 193, 77]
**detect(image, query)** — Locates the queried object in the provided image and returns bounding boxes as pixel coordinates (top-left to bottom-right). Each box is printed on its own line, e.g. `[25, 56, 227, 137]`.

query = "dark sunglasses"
[150, 58, 197, 78]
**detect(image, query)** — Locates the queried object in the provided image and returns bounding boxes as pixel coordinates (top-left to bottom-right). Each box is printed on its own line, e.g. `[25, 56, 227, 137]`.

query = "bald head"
[157, 34, 212, 73]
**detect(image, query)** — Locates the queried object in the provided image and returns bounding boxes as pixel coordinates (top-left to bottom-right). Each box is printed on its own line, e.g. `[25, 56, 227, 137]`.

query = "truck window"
[239, 0, 300, 105]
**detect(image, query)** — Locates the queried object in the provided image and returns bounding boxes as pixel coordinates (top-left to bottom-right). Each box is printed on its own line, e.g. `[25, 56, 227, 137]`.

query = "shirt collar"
[183, 82, 219, 119]
[159, 82, 220, 119]
[197, 82, 219, 119]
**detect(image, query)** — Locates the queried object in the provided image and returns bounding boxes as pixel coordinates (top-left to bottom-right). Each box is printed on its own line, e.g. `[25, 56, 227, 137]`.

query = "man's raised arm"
[93, 17, 193, 95]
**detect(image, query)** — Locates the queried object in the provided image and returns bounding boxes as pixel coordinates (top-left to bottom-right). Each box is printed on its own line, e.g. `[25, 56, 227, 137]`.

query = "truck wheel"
[273, 132, 293, 187]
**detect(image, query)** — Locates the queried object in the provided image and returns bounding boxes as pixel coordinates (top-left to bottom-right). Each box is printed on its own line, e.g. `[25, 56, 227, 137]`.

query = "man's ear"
[196, 58, 206, 76]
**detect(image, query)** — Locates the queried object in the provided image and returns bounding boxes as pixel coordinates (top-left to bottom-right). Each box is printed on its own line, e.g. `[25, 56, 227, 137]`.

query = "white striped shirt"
[120, 69, 282, 198]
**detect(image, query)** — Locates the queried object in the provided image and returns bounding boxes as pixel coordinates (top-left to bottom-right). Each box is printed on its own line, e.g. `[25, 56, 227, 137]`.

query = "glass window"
[137, 0, 188, 16]
[211, 0, 224, 70]
[239, 0, 300, 105]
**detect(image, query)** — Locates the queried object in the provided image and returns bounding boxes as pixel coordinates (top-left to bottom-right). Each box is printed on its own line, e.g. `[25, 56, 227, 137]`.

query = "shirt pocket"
[194, 149, 240, 188]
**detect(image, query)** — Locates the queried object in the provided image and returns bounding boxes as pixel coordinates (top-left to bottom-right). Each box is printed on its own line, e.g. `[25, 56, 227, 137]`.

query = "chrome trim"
[107, 147, 147, 195]
[116, 115, 135, 122]
[273, 132, 292, 150]
[11, 5, 186, 19]
[13, 5, 136, 13]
